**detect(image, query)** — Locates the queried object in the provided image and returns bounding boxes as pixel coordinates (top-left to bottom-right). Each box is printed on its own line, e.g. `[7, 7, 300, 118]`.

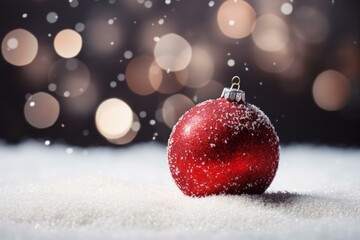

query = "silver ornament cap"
[221, 76, 245, 103]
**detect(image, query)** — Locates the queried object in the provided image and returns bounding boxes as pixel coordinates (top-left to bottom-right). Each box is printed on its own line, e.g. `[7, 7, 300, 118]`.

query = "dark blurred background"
[0, 0, 359, 147]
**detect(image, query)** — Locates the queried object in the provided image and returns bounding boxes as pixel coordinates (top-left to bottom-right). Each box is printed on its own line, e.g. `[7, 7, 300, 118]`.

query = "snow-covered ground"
[0, 142, 360, 240]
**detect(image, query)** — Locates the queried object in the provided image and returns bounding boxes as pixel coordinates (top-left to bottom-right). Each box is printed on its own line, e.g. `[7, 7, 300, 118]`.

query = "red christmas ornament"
[167, 76, 280, 197]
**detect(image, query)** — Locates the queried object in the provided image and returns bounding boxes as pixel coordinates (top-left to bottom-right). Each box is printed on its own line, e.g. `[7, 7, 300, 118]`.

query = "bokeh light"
[217, 0, 256, 39]
[227, 59, 235, 67]
[124, 50, 133, 59]
[1, 0, 359, 147]
[24, 92, 60, 129]
[95, 98, 133, 139]
[125, 55, 162, 95]
[69, 0, 79, 8]
[108, 113, 141, 145]
[162, 94, 194, 128]
[252, 14, 289, 52]
[54, 29, 83, 58]
[7, 38, 18, 49]
[293, 7, 329, 44]
[46, 12, 58, 23]
[175, 46, 214, 88]
[75, 22, 85, 32]
[312, 70, 350, 111]
[1, 29, 38, 66]
[154, 33, 192, 72]
[280, 3, 293, 15]
[48, 58, 90, 98]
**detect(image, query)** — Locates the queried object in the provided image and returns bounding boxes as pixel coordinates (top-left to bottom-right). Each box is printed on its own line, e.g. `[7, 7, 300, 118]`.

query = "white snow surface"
[0, 141, 360, 240]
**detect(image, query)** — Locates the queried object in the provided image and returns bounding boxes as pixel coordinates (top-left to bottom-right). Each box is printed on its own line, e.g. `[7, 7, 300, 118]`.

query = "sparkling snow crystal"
[0, 142, 360, 239]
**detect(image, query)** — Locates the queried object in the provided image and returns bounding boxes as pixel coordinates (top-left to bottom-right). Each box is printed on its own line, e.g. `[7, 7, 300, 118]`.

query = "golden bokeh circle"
[217, 0, 256, 39]
[24, 92, 60, 129]
[312, 70, 350, 111]
[95, 98, 133, 139]
[1, 29, 38, 66]
[54, 29, 83, 58]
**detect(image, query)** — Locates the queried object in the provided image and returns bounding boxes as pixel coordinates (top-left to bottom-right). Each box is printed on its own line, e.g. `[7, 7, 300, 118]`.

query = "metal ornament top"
[221, 76, 246, 103]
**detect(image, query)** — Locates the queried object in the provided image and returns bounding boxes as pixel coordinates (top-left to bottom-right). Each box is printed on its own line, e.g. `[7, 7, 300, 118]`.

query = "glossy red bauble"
[167, 98, 279, 197]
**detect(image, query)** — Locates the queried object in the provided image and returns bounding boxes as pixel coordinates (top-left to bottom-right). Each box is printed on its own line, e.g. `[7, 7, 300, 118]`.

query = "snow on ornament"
[167, 76, 280, 197]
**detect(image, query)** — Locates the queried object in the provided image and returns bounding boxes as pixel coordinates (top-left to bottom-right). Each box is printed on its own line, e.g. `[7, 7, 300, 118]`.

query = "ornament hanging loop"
[230, 76, 241, 91]
[221, 75, 246, 103]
